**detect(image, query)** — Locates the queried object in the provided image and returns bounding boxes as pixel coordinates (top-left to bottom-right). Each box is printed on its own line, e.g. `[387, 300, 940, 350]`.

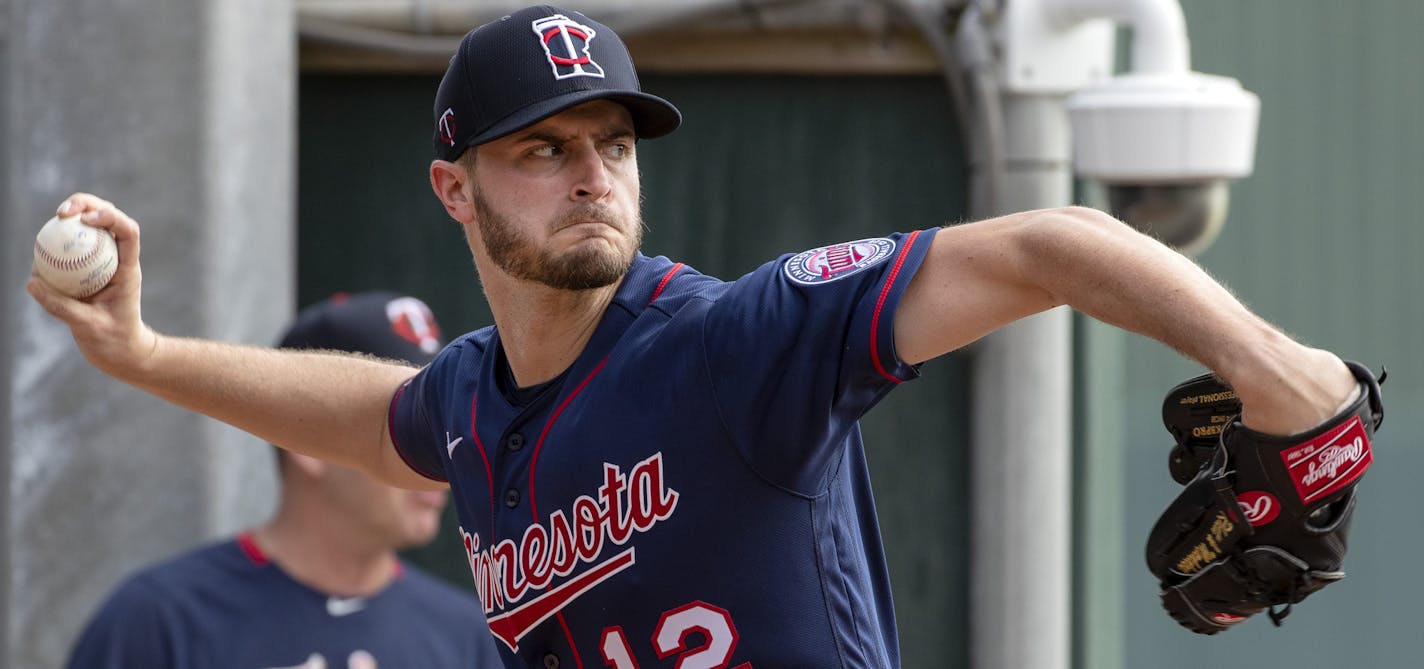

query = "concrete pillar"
[970, 93, 1074, 669]
[1072, 318, 1126, 669]
[1, 0, 294, 667]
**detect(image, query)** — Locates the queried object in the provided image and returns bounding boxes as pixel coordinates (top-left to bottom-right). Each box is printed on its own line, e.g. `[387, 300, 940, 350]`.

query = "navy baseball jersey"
[66, 533, 501, 668]
[391, 229, 939, 668]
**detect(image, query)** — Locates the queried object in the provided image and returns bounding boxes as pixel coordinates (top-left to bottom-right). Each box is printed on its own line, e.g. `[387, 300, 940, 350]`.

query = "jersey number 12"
[599, 601, 751, 669]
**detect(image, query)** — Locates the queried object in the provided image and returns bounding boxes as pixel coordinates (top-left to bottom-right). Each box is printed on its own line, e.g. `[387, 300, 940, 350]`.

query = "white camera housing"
[1068, 72, 1260, 254]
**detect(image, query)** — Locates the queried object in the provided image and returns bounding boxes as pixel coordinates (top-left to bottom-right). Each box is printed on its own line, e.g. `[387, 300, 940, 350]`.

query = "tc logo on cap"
[531, 14, 604, 80]
[437, 108, 457, 147]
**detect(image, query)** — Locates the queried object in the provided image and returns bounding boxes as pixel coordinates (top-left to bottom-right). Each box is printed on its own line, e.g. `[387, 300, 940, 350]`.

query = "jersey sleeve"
[65, 576, 180, 669]
[701, 228, 939, 493]
[388, 348, 457, 483]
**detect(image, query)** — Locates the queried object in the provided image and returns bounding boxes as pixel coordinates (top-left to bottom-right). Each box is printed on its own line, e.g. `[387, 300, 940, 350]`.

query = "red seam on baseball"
[35, 233, 108, 272]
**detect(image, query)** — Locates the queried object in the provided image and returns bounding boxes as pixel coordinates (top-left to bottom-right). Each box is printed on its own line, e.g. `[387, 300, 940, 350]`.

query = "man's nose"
[570, 148, 613, 201]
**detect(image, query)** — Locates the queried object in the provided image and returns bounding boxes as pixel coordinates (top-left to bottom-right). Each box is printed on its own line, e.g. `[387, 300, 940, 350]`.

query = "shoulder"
[111, 539, 253, 600]
[773, 234, 910, 287]
[419, 326, 496, 382]
[620, 254, 728, 315]
[434, 326, 495, 362]
[708, 231, 934, 310]
[75, 539, 251, 638]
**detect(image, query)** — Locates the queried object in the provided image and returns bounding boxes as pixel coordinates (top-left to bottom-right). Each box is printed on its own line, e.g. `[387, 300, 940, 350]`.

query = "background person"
[64, 291, 500, 669]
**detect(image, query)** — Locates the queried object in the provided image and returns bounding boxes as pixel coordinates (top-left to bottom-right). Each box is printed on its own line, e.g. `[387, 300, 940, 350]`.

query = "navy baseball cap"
[432, 4, 681, 161]
[277, 291, 444, 366]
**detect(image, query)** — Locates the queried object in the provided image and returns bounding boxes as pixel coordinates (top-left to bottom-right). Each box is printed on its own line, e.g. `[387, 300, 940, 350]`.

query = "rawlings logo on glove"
[1145, 361, 1384, 634]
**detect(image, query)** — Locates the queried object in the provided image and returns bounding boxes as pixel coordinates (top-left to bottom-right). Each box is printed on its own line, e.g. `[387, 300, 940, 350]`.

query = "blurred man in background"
[65, 291, 499, 669]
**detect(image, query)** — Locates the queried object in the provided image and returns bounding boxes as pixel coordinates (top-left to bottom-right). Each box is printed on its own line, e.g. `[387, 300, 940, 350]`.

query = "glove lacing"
[1266, 579, 1300, 627]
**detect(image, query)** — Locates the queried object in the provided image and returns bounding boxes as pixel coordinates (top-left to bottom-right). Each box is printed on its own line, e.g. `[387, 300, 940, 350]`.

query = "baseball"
[33, 213, 119, 299]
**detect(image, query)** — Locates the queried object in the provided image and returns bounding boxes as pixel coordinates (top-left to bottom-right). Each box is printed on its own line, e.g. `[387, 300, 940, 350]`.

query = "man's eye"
[607, 143, 631, 158]
[531, 145, 560, 158]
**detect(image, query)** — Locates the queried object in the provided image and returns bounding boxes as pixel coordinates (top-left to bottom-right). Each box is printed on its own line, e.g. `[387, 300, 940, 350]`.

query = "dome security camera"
[1068, 72, 1259, 255]
[1087, 180, 1229, 256]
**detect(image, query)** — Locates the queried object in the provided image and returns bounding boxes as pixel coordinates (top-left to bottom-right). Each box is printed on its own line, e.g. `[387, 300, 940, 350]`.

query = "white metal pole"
[970, 92, 1074, 669]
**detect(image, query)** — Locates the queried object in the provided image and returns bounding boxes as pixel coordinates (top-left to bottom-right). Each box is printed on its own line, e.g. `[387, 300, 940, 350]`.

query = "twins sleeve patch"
[782, 237, 898, 286]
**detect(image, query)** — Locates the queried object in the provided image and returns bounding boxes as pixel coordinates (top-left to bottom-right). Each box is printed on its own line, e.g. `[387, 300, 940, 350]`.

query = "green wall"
[297, 73, 972, 667]
[1113, 1, 1424, 666]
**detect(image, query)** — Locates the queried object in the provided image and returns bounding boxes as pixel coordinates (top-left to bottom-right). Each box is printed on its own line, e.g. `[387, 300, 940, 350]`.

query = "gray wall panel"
[2, 1, 292, 666]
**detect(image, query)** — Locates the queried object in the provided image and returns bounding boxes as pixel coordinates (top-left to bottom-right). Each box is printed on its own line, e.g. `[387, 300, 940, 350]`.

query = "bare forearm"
[898, 206, 1357, 434]
[896, 206, 1256, 364]
[26, 194, 440, 489]
[124, 333, 416, 476]
[1017, 208, 1275, 373]
[1018, 208, 1355, 432]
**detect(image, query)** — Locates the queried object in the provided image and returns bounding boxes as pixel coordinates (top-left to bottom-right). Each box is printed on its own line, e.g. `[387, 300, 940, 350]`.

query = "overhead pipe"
[298, 0, 893, 47]
[1046, 0, 1188, 74]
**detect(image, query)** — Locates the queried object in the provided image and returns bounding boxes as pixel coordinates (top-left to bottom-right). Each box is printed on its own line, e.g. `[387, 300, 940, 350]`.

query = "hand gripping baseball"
[1145, 361, 1384, 634]
[27, 194, 157, 376]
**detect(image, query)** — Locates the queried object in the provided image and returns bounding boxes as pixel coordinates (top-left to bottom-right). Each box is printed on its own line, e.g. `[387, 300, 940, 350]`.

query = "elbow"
[1009, 206, 1144, 298]
[1027, 205, 1123, 236]
[1015, 206, 1138, 254]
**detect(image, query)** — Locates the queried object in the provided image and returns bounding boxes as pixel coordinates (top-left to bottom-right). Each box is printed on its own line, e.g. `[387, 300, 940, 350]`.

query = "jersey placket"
[475, 258, 683, 662]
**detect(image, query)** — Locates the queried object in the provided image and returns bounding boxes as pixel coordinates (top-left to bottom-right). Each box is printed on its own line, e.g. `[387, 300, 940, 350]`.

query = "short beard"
[471, 185, 640, 291]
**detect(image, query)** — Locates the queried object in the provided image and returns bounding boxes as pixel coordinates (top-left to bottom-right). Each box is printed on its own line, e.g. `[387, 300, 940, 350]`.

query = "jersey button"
[543, 653, 560, 669]
[505, 433, 525, 451]
[504, 488, 521, 508]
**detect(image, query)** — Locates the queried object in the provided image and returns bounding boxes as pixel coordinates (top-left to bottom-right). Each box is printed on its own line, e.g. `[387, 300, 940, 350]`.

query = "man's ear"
[430, 159, 475, 223]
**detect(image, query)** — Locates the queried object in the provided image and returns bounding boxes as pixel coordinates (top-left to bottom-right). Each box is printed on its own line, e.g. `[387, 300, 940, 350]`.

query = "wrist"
[1231, 345, 1355, 435]
[98, 325, 163, 380]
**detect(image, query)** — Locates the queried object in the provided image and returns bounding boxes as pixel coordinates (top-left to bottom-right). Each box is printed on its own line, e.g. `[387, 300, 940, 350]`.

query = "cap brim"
[468, 89, 682, 148]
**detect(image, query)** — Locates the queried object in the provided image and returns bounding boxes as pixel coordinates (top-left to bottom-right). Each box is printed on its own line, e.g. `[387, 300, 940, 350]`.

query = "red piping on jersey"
[522, 262, 676, 522]
[237, 531, 269, 565]
[556, 612, 587, 669]
[528, 357, 609, 521]
[389, 380, 447, 482]
[870, 229, 922, 384]
[527, 357, 609, 665]
[512, 263, 676, 662]
[649, 263, 684, 304]
[470, 393, 495, 532]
